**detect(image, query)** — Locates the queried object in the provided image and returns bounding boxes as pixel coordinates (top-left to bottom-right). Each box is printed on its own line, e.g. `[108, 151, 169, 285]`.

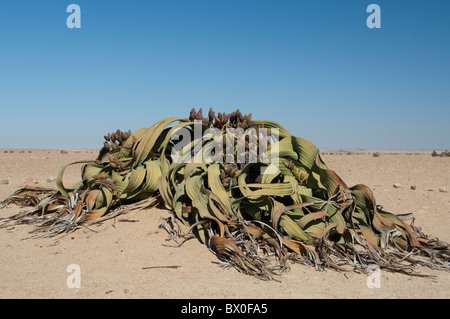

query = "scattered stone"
[60, 150, 68, 154]
[439, 188, 448, 193]
[24, 177, 38, 185]
[393, 183, 402, 189]
[432, 150, 450, 157]
[47, 176, 56, 183]
[427, 189, 434, 192]
[372, 152, 380, 157]
[0, 179, 9, 185]
[410, 185, 416, 190]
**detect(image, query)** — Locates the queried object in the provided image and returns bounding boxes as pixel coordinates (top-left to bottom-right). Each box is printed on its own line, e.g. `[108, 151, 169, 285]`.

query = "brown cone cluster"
[189, 108, 254, 130]
[103, 129, 132, 151]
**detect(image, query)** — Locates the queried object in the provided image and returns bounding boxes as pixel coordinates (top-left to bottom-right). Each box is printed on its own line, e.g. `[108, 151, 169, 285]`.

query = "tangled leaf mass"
[1, 108, 449, 280]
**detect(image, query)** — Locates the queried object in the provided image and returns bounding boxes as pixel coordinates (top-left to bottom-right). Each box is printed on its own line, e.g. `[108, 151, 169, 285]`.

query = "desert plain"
[0, 148, 449, 299]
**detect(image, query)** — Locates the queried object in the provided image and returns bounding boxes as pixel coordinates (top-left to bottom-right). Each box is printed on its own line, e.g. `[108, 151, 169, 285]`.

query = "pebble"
[0, 179, 9, 185]
[439, 188, 448, 193]
[410, 185, 416, 190]
[24, 177, 38, 185]
[393, 183, 402, 188]
[47, 176, 56, 182]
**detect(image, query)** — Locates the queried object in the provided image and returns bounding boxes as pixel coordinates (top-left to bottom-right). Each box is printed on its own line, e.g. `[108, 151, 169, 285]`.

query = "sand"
[0, 149, 449, 299]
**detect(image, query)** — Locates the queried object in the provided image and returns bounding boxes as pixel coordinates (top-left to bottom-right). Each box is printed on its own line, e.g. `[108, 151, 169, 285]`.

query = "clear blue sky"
[0, 0, 449, 150]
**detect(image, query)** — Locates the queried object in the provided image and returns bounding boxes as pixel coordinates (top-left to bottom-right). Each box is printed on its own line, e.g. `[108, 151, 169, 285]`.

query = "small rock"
[24, 177, 38, 185]
[60, 150, 68, 154]
[427, 189, 434, 192]
[47, 176, 56, 183]
[0, 179, 9, 185]
[410, 185, 416, 190]
[439, 188, 448, 193]
[393, 183, 402, 188]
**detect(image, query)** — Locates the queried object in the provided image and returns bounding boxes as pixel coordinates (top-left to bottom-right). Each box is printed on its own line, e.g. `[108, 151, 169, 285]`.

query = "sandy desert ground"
[0, 148, 449, 299]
